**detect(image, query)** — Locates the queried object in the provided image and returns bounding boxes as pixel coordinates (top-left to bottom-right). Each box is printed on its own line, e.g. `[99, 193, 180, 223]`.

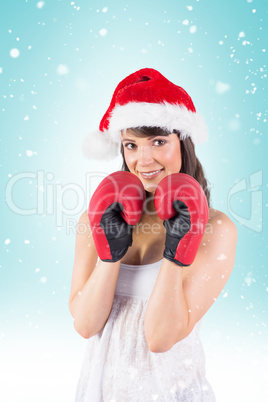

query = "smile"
[139, 169, 164, 179]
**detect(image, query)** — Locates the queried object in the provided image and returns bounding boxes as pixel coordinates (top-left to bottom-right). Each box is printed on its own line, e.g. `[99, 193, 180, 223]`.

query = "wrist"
[97, 259, 122, 268]
[163, 252, 190, 267]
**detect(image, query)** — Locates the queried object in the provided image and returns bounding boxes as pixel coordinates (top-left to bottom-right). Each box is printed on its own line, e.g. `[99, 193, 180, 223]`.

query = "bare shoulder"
[183, 207, 238, 285]
[182, 208, 238, 277]
[182, 208, 238, 331]
[200, 207, 238, 264]
[207, 207, 237, 237]
[76, 210, 93, 238]
[78, 209, 90, 225]
[74, 209, 97, 250]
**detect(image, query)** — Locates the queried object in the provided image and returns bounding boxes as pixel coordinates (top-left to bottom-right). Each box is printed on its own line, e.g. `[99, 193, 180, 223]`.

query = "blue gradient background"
[1, 1, 267, 401]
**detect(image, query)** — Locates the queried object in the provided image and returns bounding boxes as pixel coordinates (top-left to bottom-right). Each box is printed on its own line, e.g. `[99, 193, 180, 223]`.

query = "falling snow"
[57, 64, 69, 75]
[215, 81, 231, 94]
[99, 28, 108, 36]
[1, 2, 267, 401]
[10, 48, 20, 58]
[189, 25, 197, 34]
[37, 1, 45, 9]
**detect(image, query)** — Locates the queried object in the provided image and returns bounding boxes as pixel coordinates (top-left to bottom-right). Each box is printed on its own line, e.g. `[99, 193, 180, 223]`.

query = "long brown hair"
[120, 127, 211, 207]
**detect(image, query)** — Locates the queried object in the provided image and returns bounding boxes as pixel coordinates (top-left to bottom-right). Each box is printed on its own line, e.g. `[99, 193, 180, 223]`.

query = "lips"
[139, 168, 164, 179]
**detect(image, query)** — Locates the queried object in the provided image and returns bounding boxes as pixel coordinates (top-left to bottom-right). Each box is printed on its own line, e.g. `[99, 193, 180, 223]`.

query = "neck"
[144, 192, 156, 213]
[137, 192, 164, 233]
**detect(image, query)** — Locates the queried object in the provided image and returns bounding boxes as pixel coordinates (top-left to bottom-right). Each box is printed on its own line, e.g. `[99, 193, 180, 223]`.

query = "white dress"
[75, 259, 216, 402]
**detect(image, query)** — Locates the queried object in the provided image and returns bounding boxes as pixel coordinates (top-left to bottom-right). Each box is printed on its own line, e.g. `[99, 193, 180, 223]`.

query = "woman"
[69, 68, 238, 401]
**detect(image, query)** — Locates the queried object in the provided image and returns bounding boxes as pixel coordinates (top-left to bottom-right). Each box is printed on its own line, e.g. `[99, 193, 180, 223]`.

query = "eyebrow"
[121, 135, 167, 143]
[121, 138, 136, 143]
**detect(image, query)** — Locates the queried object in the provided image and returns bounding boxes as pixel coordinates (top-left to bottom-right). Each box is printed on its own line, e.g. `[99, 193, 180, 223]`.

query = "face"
[121, 129, 182, 193]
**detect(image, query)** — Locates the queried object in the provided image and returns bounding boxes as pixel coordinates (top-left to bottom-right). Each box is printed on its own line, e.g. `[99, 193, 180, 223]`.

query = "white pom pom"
[81, 130, 120, 160]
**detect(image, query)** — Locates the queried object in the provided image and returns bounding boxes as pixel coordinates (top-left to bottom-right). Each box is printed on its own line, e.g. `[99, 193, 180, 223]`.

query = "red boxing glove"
[154, 173, 209, 266]
[88, 171, 146, 262]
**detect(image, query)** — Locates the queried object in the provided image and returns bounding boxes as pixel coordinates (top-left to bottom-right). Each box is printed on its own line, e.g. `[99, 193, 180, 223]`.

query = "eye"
[153, 139, 166, 146]
[124, 142, 137, 150]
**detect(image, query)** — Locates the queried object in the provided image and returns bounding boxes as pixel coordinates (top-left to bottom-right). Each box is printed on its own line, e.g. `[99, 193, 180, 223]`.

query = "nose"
[137, 145, 154, 167]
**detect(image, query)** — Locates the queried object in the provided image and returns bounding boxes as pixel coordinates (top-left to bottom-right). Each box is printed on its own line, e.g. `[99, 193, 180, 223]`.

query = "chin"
[143, 181, 160, 193]
[144, 184, 157, 192]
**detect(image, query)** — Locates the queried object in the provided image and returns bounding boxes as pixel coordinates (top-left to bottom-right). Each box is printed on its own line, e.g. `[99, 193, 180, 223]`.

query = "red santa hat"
[82, 68, 208, 160]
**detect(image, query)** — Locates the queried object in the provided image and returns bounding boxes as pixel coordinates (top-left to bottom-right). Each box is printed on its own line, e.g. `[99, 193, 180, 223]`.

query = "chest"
[121, 218, 166, 265]
[120, 217, 206, 282]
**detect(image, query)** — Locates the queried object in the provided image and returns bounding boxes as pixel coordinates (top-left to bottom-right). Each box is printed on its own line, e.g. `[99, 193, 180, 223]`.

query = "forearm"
[70, 260, 121, 338]
[144, 258, 189, 352]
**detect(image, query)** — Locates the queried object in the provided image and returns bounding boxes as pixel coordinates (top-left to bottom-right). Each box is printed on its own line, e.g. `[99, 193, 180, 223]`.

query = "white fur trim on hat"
[109, 102, 208, 146]
[82, 101, 208, 160]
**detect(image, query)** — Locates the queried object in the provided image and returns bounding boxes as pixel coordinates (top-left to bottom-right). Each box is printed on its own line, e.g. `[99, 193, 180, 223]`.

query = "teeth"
[142, 169, 161, 177]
